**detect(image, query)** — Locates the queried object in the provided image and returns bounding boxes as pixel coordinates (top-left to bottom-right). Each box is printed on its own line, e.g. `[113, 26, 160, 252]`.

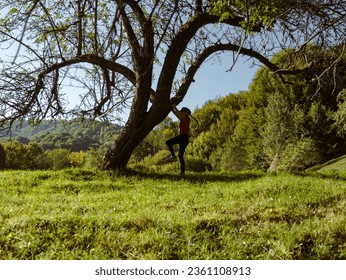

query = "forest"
[129, 46, 345, 172]
[1, 47, 345, 173]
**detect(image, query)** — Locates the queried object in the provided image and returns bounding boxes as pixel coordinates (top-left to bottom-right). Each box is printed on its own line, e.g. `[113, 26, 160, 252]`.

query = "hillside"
[309, 155, 346, 171]
[0, 119, 122, 151]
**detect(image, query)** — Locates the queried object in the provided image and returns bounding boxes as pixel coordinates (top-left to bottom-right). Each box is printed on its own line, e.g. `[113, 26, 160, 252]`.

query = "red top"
[179, 116, 190, 136]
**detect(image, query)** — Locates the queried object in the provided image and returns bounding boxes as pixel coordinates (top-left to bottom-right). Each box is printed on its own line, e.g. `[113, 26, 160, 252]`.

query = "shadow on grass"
[119, 168, 346, 184]
[118, 168, 265, 183]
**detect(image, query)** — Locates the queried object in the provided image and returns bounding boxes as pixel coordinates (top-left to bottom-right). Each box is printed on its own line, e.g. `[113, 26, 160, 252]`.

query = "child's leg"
[178, 135, 189, 174]
[166, 135, 180, 157]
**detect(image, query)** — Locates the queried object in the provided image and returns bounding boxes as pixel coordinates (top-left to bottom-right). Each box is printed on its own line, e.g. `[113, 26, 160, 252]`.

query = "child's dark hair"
[180, 107, 191, 114]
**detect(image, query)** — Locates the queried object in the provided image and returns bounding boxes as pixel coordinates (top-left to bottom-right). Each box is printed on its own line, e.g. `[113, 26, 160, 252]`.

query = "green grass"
[309, 155, 346, 171]
[0, 168, 345, 260]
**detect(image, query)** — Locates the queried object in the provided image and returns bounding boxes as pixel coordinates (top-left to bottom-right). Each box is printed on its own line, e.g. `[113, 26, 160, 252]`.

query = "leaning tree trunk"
[101, 119, 151, 170]
[101, 95, 172, 170]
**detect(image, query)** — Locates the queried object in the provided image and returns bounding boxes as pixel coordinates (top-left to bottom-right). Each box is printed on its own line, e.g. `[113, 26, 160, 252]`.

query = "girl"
[166, 103, 191, 175]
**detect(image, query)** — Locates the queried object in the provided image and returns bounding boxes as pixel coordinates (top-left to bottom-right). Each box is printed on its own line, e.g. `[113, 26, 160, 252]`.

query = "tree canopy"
[0, 0, 345, 169]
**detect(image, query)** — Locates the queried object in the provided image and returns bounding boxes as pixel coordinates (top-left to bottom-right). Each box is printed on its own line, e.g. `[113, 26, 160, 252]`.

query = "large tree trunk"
[101, 120, 149, 170]
[101, 96, 171, 170]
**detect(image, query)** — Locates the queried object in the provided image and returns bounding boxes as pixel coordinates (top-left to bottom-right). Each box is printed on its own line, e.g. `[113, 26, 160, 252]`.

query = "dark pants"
[166, 134, 189, 174]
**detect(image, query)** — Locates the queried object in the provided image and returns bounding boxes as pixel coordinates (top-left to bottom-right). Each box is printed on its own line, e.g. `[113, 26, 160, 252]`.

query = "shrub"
[2, 141, 44, 169]
[131, 150, 172, 171]
[69, 151, 86, 168]
[333, 89, 346, 137]
[279, 138, 322, 171]
[210, 139, 251, 171]
[42, 149, 72, 170]
[185, 156, 211, 172]
[84, 148, 104, 169]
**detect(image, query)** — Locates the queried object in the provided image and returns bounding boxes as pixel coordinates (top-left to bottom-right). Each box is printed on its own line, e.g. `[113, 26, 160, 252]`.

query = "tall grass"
[0, 169, 345, 259]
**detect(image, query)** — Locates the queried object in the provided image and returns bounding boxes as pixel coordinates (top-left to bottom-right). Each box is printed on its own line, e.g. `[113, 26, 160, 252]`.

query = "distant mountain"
[0, 119, 123, 151]
[0, 120, 59, 139]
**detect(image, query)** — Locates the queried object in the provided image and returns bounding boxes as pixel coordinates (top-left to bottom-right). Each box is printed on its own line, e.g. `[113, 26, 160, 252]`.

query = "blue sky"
[184, 56, 258, 109]
[168, 55, 259, 120]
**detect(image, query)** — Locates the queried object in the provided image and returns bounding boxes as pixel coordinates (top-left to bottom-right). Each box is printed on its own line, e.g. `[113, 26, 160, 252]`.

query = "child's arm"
[171, 103, 185, 120]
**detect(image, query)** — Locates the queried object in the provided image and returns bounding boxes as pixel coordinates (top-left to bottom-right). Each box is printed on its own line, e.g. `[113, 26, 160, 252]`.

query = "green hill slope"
[309, 155, 346, 171]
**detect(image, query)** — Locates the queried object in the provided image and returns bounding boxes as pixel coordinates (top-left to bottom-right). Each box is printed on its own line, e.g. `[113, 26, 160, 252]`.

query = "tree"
[189, 92, 245, 162]
[231, 46, 346, 170]
[0, 1, 345, 170]
[334, 89, 346, 137]
[261, 91, 295, 168]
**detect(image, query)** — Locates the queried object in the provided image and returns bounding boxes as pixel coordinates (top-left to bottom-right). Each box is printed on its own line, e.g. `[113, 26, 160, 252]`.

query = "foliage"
[187, 93, 246, 162]
[1, 169, 346, 259]
[261, 91, 295, 160]
[211, 0, 292, 31]
[131, 150, 179, 173]
[0, 140, 107, 170]
[227, 47, 345, 171]
[0, 119, 121, 152]
[69, 151, 86, 168]
[84, 148, 105, 170]
[210, 138, 250, 171]
[37, 149, 72, 170]
[279, 138, 322, 172]
[333, 89, 346, 137]
[2, 141, 44, 170]
[130, 150, 211, 174]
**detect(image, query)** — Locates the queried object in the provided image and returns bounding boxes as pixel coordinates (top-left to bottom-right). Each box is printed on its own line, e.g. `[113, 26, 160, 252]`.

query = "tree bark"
[101, 120, 149, 170]
[101, 100, 171, 170]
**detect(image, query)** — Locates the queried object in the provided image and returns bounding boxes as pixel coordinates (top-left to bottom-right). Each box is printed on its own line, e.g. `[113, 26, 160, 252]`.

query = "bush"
[210, 139, 251, 171]
[69, 151, 86, 168]
[130, 150, 212, 173]
[279, 138, 322, 171]
[185, 156, 211, 172]
[0, 141, 106, 170]
[41, 149, 72, 170]
[130, 150, 174, 172]
[2, 141, 44, 169]
[333, 89, 346, 137]
[84, 148, 104, 169]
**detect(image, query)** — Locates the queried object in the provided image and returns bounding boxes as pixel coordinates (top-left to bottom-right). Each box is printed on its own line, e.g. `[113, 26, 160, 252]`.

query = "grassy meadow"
[0, 168, 345, 260]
